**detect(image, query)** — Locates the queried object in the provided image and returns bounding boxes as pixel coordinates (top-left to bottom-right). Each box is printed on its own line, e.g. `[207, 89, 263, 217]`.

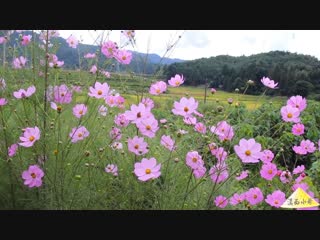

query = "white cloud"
[58, 30, 320, 61]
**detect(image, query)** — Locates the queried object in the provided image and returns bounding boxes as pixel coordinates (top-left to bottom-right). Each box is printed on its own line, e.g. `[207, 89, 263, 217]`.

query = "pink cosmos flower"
[215, 147, 227, 162]
[136, 117, 159, 138]
[115, 50, 132, 65]
[234, 138, 262, 163]
[194, 122, 206, 134]
[149, 81, 167, 95]
[105, 164, 118, 176]
[69, 126, 90, 143]
[128, 136, 149, 155]
[105, 95, 118, 107]
[293, 165, 305, 175]
[19, 127, 40, 147]
[287, 95, 307, 112]
[208, 142, 218, 155]
[292, 183, 309, 192]
[211, 88, 216, 94]
[245, 187, 264, 205]
[124, 103, 152, 124]
[101, 41, 118, 58]
[260, 149, 274, 163]
[72, 86, 82, 93]
[186, 151, 204, 170]
[54, 84, 72, 104]
[48, 54, 64, 68]
[172, 97, 199, 117]
[0, 78, 6, 90]
[295, 173, 306, 184]
[260, 163, 277, 181]
[84, 53, 96, 59]
[168, 74, 184, 87]
[214, 195, 228, 208]
[114, 113, 130, 127]
[210, 121, 234, 141]
[22, 165, 44, 188]
[183, 116, 197, 125]
[160, 135, 175, 151]
[98, 105, 108, 116]
[160, 119, 167, 124]
[292, 145, 307, 155]
[300, 139, 316, 153]
[90, 65, 97, 74]
[292, 123, 305, 136]
[115, 95, 125, 108]
[265, 190, 286, 208]
[134, 158, 161, 181]
[88, 82, 110, 99]
[318, 139, 320, 151]
[209, 163, 229, 184]
[109, 127, 122, 140]
[0, 98, 7, 106]
[66, 35, 78, 48]
[0, 37, 7, 44]
[281, 105, 300, 123]
[72, 104, 88, 118]
[236, 170, 249, 181]
[261, 76, 278, 89]
[280, 170, 292, 184]
[21, 35, 32, 46]
[193, 165, 206, 179]
[141, 97, 154, 111]
[8, 143, 18, 157]
[13, 85, 36, 99]
[230, 193, 245, 206]
[12, 56, 27, 69]
[110, 142, 123, 150]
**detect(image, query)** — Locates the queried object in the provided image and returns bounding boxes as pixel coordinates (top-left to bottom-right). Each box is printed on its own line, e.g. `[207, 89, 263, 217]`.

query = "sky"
[59, 30, 320, 61]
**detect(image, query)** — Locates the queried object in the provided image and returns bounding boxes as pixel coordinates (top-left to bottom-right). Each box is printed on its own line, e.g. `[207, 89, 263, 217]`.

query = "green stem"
[181, 170, 193, 209]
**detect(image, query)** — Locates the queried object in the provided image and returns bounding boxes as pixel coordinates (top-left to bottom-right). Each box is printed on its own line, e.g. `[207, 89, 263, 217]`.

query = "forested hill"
[0, 31, 184, 74]
[163, 51, 320, 97]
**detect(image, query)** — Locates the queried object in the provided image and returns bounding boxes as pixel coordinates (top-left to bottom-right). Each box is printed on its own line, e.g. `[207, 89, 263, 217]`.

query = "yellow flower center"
[31, 173, 36, 179]
[253, 194, 257, 199]
[184, 107, 189, 112]
[57, 106, 62, 112]
[287, 113, 293, 118]
[245, 150, 251, 156]
[29, 136, 35, 142]
[97, 90, 102, 95]
[268, 169, 273, 174]
[122, 56, 127, 60]
[78, 133, 83, 138]
[146, 125, 151, 130]
[79, 110, 83, 114]
[134, 144, 139, 149]
[192, 157, 198, 163]
[274, 200, 279, 205]
[137, 112, 142, 118]
[156, 89, 161, 93]
[145, 169, 151, 174]
[61, 93, 65, 97]
[175, 81, 180, 86]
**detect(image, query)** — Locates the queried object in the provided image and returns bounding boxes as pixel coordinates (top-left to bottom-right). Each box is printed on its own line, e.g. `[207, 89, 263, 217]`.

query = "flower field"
[0, 30, 319, 210]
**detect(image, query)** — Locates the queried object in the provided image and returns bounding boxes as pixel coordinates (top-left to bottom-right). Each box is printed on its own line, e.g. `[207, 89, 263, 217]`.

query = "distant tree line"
[163, 51, 320, 97]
